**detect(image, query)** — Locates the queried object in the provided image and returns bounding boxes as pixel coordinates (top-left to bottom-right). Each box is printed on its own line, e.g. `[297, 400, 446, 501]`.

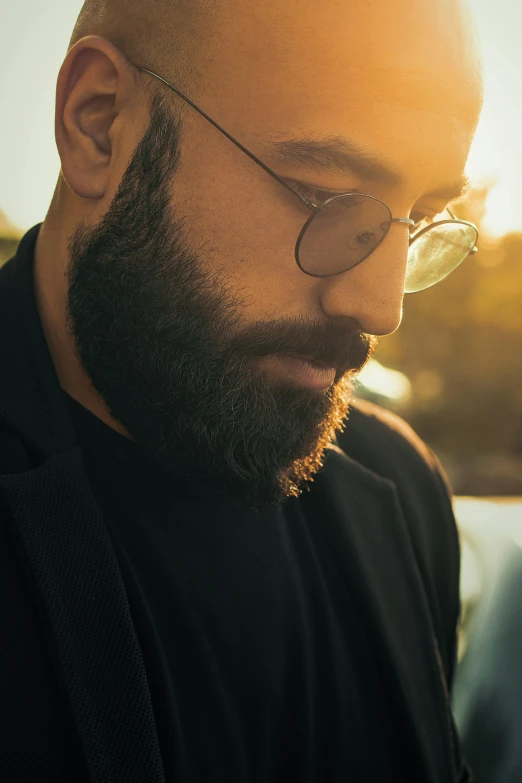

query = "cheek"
[202, 197, 307, 313]
[172, 145, 311, 309]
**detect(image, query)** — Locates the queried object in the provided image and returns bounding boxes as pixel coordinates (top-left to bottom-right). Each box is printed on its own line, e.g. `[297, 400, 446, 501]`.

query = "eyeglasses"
[136, 67, 478, 294]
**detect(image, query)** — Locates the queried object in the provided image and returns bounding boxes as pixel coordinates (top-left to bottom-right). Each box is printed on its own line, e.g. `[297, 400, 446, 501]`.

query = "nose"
[318, 225, 409, 336]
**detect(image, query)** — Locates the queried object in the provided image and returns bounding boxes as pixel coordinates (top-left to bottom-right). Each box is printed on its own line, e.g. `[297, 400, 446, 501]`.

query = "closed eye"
[287, 179, 354, 207]
[289, 182, 453, 232]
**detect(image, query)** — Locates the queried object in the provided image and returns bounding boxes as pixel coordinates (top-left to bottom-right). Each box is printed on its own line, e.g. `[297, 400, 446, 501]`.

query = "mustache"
[229, 317, 377, 375]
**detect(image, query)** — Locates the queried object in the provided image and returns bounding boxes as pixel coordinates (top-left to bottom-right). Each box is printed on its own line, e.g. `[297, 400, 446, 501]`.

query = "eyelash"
[289, 180, 345, 207]
[289, 181, 441, 228]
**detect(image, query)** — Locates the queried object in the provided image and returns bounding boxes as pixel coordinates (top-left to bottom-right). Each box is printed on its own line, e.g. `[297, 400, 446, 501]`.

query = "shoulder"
[336, 398, 456, 554]
[335, 398, 461, 685]
[338, 397, 447, 488]
[335, 397, 457, 553]
[0, 426, 32, 475]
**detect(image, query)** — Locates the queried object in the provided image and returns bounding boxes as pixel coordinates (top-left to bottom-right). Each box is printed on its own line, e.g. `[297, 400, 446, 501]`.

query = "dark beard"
[66, 92, 376, 509]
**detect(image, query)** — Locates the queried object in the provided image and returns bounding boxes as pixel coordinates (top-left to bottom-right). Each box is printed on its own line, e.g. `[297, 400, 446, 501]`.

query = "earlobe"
[55, 37, 131, 201]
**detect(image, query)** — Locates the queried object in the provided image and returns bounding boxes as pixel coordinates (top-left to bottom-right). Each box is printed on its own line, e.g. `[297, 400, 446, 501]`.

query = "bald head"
[58, 0, 483, 255]
[54, 0, 483, 319]
[70, 0, 482, 109]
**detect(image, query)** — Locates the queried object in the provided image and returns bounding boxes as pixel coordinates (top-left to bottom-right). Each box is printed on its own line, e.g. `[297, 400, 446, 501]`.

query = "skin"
[33, 0, 483, 499]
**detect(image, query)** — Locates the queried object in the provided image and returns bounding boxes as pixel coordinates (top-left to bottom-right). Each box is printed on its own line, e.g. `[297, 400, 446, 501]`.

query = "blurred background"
[1, 1, 521, 674]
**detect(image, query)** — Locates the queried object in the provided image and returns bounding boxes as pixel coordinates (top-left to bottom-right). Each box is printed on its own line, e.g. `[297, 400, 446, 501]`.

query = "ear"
[55, 36, 139, 200]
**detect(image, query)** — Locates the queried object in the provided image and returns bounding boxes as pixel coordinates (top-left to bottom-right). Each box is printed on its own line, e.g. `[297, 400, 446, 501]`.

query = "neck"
[33, 194, 133, 440]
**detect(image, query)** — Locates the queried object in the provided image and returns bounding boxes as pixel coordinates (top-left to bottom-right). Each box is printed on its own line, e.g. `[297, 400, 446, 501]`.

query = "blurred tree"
[0, 209, 21, 265]
[374, 187, 522, 493]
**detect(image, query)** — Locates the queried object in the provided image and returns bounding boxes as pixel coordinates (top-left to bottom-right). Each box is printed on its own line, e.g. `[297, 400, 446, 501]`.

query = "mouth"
[292, 354, 332, 369]
[261, 353, 337, 391]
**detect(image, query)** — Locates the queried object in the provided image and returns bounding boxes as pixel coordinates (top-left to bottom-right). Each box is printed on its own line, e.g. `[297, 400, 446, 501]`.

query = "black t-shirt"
[64, 390, 409, 782]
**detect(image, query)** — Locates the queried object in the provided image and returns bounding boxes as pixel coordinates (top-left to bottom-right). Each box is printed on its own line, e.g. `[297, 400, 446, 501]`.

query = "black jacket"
[0, 226, 471, 782]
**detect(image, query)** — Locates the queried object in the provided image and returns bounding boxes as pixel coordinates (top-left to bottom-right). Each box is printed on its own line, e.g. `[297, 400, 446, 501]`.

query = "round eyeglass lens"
[405, 221, 478, 294]
[296, 194, 392, 277]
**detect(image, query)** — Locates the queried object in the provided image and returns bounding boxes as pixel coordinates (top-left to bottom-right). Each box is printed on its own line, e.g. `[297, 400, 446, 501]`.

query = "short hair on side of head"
[70, 0, 221, 98]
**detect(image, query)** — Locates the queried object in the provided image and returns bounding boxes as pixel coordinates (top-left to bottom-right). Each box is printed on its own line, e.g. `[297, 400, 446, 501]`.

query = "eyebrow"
[268, 137, 471, 201]
[424, 175, 471, 201]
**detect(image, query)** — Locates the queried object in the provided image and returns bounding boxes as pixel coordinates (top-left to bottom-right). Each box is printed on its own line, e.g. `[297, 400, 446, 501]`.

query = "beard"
[66, 91, 376, 509]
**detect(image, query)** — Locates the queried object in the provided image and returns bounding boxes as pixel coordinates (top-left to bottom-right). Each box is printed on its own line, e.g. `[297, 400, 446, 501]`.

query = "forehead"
[188, 0, 483, 197]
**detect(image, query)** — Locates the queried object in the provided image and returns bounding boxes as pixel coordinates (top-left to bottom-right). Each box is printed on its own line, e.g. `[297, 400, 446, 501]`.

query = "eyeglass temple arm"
[138, 66, 477, 251]
[136, 67, 314, 209]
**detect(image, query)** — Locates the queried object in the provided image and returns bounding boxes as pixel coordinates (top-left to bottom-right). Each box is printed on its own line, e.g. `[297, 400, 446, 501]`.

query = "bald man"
[0, 0, 483, 781]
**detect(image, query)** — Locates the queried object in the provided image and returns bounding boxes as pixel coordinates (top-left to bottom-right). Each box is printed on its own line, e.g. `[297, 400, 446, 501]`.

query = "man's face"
[65, 0, 482, 507]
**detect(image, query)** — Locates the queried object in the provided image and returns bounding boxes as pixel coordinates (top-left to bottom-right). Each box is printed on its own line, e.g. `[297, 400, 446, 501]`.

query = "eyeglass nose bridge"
[392, 217, 416, 227]
[377, 216, 414, 241]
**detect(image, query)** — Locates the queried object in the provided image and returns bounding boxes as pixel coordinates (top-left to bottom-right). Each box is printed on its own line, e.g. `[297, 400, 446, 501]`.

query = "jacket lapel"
[0, 228, 166, 782]
[0, 451, 166, 783]
[317, 445, 458, 783]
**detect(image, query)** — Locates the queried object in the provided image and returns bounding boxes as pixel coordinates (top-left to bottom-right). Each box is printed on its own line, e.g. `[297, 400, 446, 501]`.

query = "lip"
[271, 354, 336, 390]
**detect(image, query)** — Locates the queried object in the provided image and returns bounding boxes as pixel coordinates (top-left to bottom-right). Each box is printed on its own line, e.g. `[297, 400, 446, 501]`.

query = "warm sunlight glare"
[0, 0, 520, 236]
[464, 0, 522, 236]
